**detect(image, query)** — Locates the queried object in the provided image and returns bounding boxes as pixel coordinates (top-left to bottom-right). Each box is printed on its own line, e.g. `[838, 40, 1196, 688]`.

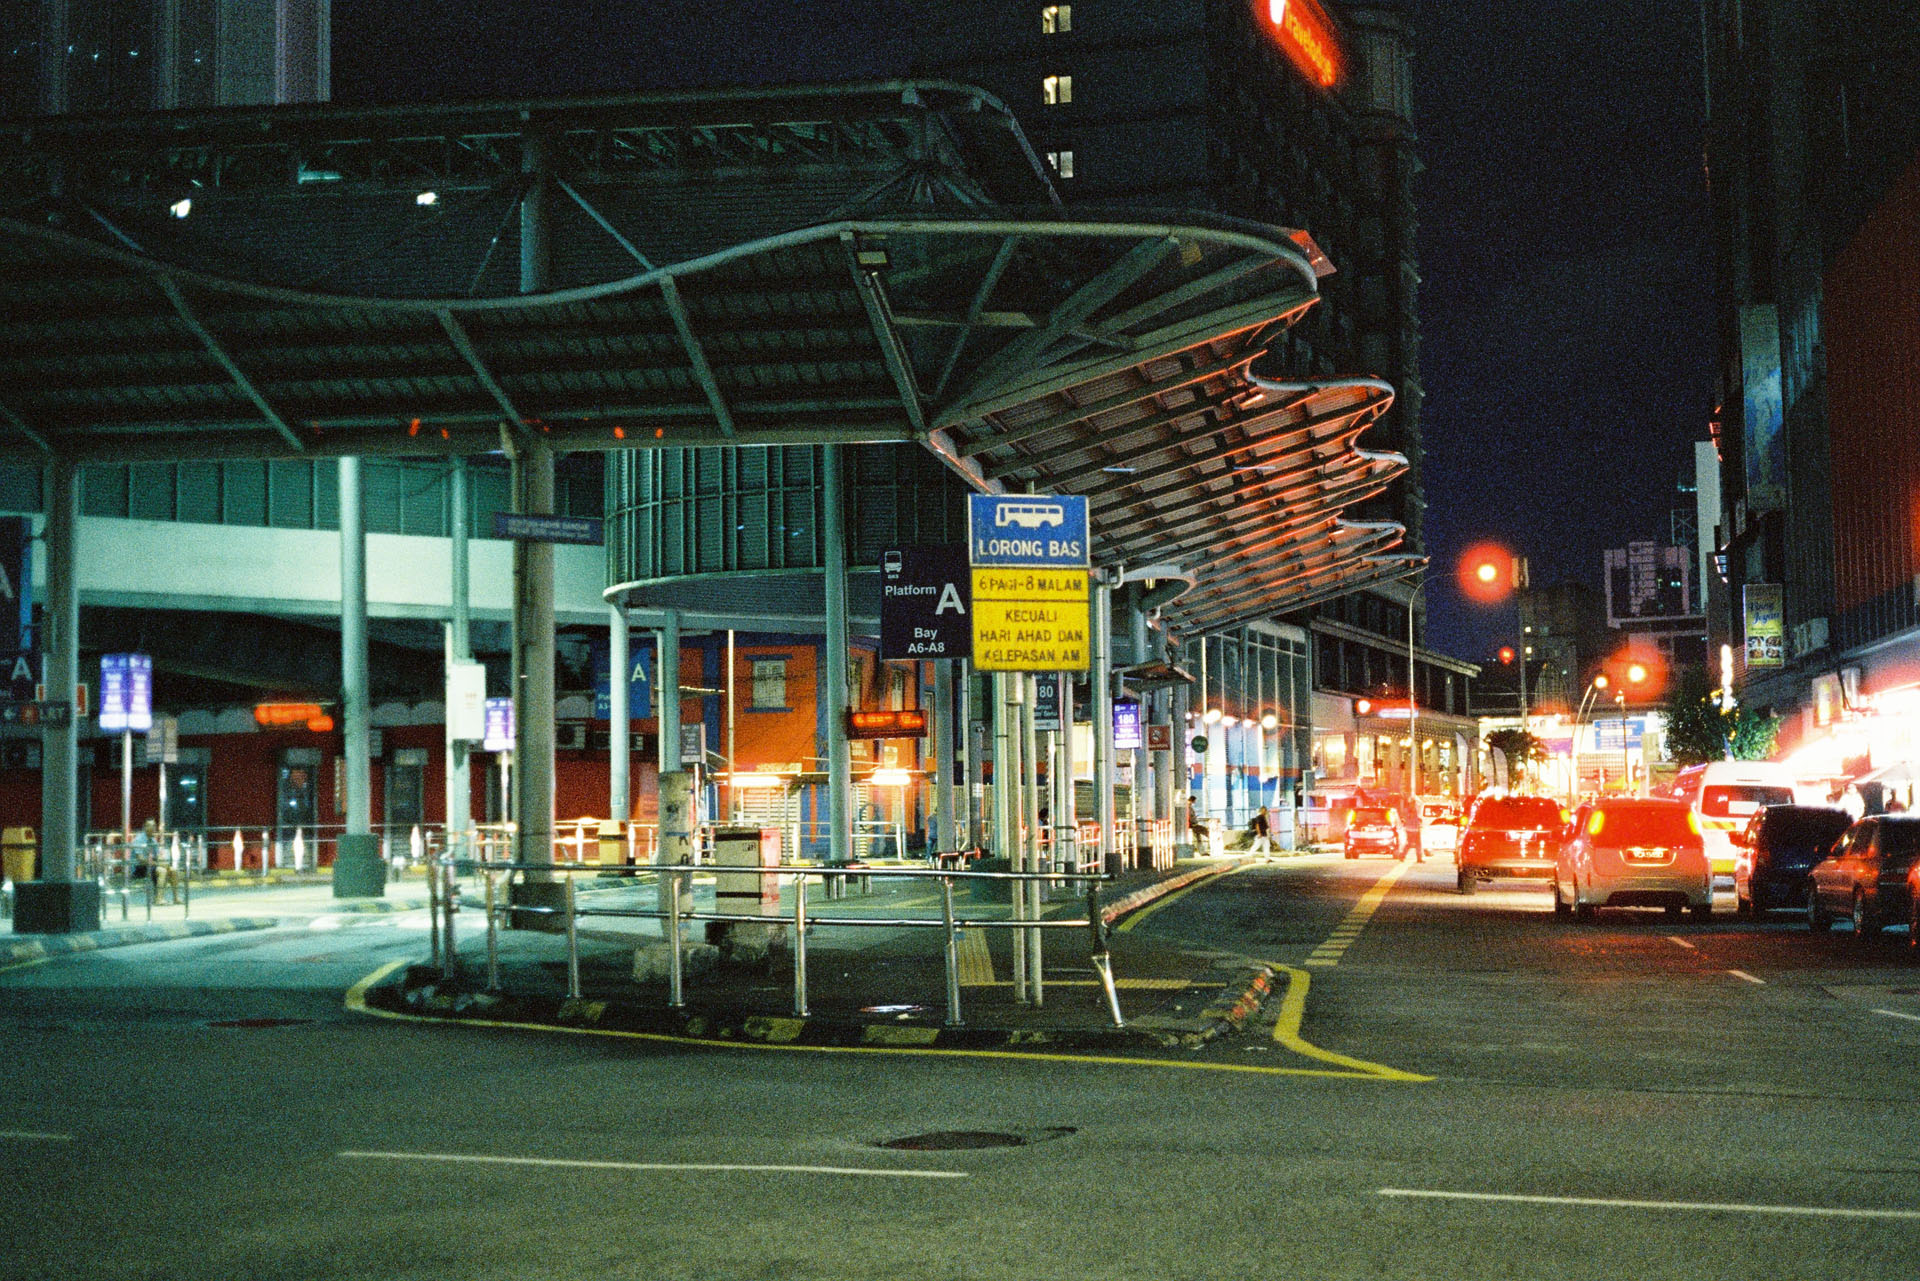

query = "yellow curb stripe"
[341, 962, 1409, 1080]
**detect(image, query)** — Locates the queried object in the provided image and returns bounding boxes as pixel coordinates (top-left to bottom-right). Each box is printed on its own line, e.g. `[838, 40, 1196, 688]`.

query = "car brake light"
[1685, 811, 1702, 836]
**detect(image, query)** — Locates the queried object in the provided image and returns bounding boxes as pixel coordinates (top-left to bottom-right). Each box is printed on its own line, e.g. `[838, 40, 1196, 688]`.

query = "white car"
[1554, 797, 1711, 921]
[1416, 797, 1460, 857]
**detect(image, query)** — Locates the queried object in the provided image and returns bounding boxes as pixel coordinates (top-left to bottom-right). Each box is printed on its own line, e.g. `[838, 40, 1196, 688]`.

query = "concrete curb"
[0, 916, 283, 964]
[358, 863, 1282, 1052]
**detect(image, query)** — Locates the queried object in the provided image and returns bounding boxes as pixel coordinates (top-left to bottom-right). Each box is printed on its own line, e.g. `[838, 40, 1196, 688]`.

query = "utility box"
[656, 771, 696, 917]
[596, 819, 626, 866]
[2, 826, 35, 884]
[710, 825, 780, 961]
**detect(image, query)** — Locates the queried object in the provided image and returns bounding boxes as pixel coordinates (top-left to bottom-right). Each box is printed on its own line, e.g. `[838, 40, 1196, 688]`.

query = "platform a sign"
[966, 495, 1091, 672]
[879, 545, 971, 660]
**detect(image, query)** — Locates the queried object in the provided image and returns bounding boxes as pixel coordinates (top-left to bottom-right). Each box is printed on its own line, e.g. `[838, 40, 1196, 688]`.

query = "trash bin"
[2, 826, 35, 883]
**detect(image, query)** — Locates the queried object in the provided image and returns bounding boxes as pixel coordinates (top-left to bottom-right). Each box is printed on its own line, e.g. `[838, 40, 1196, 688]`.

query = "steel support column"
[933, 659, 956, 857]
[1093, 579, 1117, 875]
[609, 599, 630, 823]
[333, 455, 384, 896]
[18, 459, 96, 931]
[822, 444, 852, 868]
[444, 456, 471, 856]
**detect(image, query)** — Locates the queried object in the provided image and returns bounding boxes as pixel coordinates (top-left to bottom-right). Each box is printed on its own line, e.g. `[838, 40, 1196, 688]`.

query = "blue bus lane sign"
[967, 495, 1092, 672]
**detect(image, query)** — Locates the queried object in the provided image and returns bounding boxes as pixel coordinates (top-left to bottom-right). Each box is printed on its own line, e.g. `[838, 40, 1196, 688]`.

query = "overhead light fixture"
[1203, 707, 1222, 724]
[415, 190, 439, 206]
[1261, 712, 1279, 730]
[168, 198, 192, 219]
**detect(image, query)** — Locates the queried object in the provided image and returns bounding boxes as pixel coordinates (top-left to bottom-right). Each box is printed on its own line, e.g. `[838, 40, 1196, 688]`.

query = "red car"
[1457, 794, 1567, 893]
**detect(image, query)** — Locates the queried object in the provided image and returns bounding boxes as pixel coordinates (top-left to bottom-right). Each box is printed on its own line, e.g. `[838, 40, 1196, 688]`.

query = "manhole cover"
[206, 1017, 312, 1029]
[876, 1127, 1075, 1151]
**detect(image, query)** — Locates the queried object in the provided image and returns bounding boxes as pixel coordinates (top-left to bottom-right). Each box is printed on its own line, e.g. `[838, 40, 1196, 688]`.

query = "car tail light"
[1587, 811, 1606, 837]
[1685, 811, 1703, 836]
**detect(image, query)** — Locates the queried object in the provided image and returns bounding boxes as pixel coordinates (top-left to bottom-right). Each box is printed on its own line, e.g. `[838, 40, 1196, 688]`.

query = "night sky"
[334, 0, 1714, 664]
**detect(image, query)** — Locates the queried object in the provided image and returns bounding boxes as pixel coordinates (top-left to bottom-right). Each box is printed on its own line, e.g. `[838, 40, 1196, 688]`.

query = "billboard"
[1740, 304, 1785, 511]
[1743, 583, 1784, 668]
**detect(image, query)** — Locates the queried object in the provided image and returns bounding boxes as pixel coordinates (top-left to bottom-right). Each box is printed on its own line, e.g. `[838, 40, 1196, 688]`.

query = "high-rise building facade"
[1703, 0, 1920, 778]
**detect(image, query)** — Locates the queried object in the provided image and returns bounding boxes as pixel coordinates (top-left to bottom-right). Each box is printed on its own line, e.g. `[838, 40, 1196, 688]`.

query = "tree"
[1485, 727, 1546, 782]
[1662, 668, 1728, 765]
[1662, 666, 1784, 764]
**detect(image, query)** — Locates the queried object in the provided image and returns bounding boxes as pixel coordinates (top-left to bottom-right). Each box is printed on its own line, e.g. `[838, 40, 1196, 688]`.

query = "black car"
[1733, 804, 1851, 916]
[1807, 815, 1920, 942]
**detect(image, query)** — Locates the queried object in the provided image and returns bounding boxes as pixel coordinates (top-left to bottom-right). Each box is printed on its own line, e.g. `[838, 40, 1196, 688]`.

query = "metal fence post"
[1086, 883, 1124, 1028]
[426, 851, 442, 969]
[564, 872, 580, 1000]
[792, 870, 809, 1017]
[941, 874, 962, 1027]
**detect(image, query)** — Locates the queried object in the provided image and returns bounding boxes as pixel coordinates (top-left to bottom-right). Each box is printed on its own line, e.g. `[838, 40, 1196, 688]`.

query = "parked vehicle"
[1667, 760, 1811, 877]
[1732, 805, 1851, 915]
[1343, 806, 1406, 860]
[1415, 797, 1461, 857]
[1553, 797, 1711, 920]
[1806, 815, 1920, 942]
[1456, 794, 1566, 893]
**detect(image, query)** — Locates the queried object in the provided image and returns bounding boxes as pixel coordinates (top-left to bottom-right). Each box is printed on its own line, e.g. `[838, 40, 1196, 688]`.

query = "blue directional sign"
[482, 697, 515, 751]
[99, 652, 152, 733]
[1113, 698, 1143, 750]
[592, 641, 653, 720]
[967, 494, 1089, 568]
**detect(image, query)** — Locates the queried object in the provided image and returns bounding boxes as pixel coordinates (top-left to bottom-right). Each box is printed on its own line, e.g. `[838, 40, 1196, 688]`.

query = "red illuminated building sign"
[1264, 0, 1345, 89]
[845, 709, 928, 740]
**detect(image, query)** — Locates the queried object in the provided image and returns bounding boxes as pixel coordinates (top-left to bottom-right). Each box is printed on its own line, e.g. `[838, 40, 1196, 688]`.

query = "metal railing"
[426, 858, 1123, 1030]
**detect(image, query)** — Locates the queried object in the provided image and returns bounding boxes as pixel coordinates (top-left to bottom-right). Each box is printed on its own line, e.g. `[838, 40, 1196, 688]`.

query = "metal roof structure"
[0, 79, 1406, 633]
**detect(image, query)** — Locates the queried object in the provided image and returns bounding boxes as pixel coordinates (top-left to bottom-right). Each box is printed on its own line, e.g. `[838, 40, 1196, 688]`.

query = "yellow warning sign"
[970, 567, 1090, 671]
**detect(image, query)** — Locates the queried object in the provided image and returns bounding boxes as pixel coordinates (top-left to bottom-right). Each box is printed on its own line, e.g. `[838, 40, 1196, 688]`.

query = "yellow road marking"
[0, 956, 52, 975]
[1115, 864, 1240, 933]
[1306, 861, 1409, 968]
[1266, 963, 1431, 1081]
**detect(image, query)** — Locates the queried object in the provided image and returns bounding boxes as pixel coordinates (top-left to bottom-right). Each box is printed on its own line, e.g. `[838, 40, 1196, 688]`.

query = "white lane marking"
[1666, 936, 1696, 950]
[1728, 969, 1765, 985]
[0, 1130, 73, 1142]
[1872, 1008, 1920, 1024]
[1379, 1188, 1920, 1221]
[339, 1150, 966, 1180]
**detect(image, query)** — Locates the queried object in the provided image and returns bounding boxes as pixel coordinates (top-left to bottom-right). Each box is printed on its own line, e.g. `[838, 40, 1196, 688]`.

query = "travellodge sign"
[1265, 0, 1344, 89]
[967, 494, 1091, 672]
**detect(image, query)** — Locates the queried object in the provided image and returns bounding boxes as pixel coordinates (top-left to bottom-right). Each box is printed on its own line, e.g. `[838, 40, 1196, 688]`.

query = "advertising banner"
[1743, 583, 1784, 668]
[1740, 305, 1785, 511]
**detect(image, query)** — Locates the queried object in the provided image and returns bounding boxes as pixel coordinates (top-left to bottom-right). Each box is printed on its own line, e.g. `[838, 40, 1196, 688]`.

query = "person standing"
[1248, 805, 1272, 859]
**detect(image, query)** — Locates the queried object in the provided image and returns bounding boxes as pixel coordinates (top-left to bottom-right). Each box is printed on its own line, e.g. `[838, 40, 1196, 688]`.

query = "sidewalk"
[0, 869, 430, 964]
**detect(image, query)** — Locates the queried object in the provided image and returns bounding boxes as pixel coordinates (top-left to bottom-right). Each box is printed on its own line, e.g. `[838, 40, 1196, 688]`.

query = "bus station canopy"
[0, 80, 1405, 633]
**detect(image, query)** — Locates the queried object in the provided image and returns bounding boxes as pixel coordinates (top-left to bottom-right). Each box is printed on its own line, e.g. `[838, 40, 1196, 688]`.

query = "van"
[1667, 760, 1815, 877]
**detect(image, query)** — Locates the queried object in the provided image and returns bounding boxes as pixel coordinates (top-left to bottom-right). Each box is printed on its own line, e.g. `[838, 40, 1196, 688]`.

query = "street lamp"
[1408, 573, 1426, 800]
[1571, 673, 1610, 804]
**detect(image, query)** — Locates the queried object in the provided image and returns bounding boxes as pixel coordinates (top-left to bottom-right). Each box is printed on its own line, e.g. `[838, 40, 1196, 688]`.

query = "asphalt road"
[5, 855, 1919, 1281]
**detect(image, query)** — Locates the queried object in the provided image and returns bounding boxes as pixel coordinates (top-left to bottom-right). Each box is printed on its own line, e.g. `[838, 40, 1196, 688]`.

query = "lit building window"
[1042, 5, 1072, 33]
[1042, 74, 1073, 105]
[751, 659, 788, 710]
[1047, 150, 1076, 178]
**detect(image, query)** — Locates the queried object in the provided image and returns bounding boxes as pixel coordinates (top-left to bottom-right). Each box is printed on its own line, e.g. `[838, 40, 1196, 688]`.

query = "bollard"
[426, 853, 441, 969]
[941, 874, 962, 1027]
[441, 859, 460, 980]
[1086, 885, 1123, 1028]
[484, 866, 499, 993]
[666, 864, 685, 1009]
[792, 870, 809, 1017]
[564, 873, 580, 1000]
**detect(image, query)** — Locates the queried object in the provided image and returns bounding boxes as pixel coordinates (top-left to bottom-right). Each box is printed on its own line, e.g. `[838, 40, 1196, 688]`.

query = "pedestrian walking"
[1248, 805, 1272, 859]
